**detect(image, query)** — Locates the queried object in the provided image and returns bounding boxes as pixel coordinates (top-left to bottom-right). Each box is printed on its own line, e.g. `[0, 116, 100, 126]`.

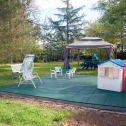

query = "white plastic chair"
[18, 54, 42, 88]
[55, 67, 62, 76]
[72, 68, 77, 76]
[50, 69, 57, 79]
[65, 69, 73, 79]
[11, 64, 22, 79]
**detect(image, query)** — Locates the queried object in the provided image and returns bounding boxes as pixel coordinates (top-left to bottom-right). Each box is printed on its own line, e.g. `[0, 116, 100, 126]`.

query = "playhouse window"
[105, 67, 113, 78]
[100, 67, 119, 79]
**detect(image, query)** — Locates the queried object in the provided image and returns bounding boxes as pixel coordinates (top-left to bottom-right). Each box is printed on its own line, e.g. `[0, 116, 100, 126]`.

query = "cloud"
[32, 0, 100, 21]
[33, 0, 99, 9]
[33, 0, 63, 9]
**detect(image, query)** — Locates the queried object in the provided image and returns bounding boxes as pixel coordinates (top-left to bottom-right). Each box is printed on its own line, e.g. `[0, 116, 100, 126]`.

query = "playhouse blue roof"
[98, 59, 125, 67]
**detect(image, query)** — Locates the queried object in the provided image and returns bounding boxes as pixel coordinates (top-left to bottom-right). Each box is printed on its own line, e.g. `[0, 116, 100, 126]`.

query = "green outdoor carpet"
[0, 75, 126, 110]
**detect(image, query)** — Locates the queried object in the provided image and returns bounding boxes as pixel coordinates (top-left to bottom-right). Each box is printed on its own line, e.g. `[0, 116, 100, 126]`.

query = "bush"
[117, 51, 126, 60]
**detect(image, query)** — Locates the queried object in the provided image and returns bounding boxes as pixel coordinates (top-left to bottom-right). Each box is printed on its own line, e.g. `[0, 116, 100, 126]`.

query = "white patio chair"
[18, 54, 42, 88]
[55, 67, 62, 76]
[11, 64, 22, 79]
[65, 69, 73, 79]
[72, 68, 77, 76]
[50, 69, 57, 79]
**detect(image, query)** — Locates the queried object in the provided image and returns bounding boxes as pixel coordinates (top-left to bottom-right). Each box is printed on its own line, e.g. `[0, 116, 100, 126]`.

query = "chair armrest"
[50, 69, 56, 73]
[50, 70, 55, 72]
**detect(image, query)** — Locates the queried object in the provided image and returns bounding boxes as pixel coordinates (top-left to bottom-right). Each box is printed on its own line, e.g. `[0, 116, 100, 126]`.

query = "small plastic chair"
[50, 69, 57, 79]
[55, 67, 62, 76]
[65, 69, 73, 79]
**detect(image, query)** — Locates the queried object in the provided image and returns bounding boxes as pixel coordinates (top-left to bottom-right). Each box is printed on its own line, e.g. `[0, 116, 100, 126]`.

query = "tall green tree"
[0, 0, 41, 63]
[93, 0, 126, 51]
[48, 0, 85, 44]
[42, 0, 85, 61]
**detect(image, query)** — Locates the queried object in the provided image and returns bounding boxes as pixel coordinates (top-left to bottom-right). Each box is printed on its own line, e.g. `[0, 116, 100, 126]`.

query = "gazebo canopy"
[66, 37, 116, 49]
[63, 37, 116, 69]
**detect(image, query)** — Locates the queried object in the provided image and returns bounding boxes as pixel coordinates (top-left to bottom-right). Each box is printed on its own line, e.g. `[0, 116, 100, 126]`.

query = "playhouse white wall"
[98, 61, 123, 92]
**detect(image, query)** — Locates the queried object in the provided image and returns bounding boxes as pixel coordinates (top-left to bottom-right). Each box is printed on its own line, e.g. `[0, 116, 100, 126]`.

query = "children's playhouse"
[97, 59, 126, 92]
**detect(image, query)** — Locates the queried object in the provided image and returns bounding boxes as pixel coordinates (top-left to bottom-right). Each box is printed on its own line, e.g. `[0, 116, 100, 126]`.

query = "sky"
[32, 0, 100, 23]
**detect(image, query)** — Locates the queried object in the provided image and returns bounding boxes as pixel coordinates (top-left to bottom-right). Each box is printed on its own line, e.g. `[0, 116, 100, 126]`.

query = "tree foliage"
[85, 21, 105, 38]
[93, 0, 126, 51]
[41, 0, 85, 61]
[48, 0, 85, 44]
[0, 0, 42, 63]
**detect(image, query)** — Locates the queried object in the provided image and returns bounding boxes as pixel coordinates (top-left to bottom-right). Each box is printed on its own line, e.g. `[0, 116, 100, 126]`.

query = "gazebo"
[63, 37, 116, 69]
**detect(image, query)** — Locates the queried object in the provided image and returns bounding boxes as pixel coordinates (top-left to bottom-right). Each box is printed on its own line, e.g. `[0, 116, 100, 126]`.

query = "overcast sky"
[32, 0, 100, 22]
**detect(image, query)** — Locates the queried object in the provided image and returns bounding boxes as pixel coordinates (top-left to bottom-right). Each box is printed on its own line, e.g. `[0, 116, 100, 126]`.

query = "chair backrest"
[93, 53, 100, 61]
[19, 54, 35, 80]
[22, 59, 34, 80]
[72, 68, 76, 73]
[20, 54, 35, 72]
[55, 67, 62, 72]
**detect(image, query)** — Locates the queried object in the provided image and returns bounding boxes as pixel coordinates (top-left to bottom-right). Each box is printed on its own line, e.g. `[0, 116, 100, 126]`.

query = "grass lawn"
[0, 99, 73, 126]
[0, 61, 98, 87]
[0, 61, 98, 126]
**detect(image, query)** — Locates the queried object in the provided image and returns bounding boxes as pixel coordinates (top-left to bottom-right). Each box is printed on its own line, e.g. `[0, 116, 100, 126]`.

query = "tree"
[48, 0, 85, 44]
[41, 0, 85, 61]
[85, 21, 105, 38]
[0, 0, 42, 63]
[93, 0, 126, 51]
